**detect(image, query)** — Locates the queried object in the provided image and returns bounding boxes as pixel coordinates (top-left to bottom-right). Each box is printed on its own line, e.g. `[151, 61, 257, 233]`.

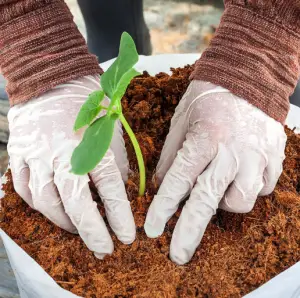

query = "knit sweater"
[191, 0, 300, 124]
[0, 0, 102, 105]
[1, 0, 300, 124]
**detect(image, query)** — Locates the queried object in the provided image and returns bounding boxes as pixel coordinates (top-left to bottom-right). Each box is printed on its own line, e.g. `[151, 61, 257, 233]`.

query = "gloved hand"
[144, 80, 287, 265]
[7, 75, 135, 259]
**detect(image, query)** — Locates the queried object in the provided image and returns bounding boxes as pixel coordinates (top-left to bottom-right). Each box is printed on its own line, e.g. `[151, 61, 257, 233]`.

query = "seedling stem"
[119, 114, 145, 196]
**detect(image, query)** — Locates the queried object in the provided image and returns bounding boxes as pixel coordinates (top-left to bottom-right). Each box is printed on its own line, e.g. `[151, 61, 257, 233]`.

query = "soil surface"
[1, 66, 300, 298]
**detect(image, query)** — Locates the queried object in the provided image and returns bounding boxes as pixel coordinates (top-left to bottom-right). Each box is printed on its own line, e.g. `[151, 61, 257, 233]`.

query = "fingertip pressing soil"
[0, 66, 299, 298]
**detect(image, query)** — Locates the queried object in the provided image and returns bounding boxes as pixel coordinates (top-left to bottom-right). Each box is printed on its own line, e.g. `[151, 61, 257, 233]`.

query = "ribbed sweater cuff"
[191, 4, 300, 124]
[0, 0, 103, 106]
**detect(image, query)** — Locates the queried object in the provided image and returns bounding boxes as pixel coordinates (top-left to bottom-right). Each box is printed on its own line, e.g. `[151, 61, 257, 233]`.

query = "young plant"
[71, 32, 146, 196]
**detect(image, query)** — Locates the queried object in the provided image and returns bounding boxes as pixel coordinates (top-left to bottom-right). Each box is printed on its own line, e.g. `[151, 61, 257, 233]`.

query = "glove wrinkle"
[145, 80, 287, 264]
[8, 75, 135, 258]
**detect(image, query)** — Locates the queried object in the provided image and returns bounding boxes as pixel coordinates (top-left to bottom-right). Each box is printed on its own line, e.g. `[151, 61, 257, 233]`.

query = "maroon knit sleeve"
[0, 0, 103, 106]
[191, 0, 300, 124]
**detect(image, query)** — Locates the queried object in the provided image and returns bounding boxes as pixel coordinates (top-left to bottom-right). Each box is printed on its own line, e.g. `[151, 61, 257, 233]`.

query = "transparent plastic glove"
[7, 75, 135, 259]
[144, 80, 287, 265]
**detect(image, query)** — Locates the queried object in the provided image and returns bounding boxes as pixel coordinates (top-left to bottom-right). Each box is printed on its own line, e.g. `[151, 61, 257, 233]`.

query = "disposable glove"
[144, 80, 287, 265]
[7, 75, 135, 259]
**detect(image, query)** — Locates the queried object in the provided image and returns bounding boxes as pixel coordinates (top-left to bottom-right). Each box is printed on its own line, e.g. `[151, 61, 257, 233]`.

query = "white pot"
[1, 54, 300, 298]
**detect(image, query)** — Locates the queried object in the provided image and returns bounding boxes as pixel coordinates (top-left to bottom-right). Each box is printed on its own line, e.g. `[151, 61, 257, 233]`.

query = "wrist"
[191, 4, 300, 124]
[0, 0, 103, 106]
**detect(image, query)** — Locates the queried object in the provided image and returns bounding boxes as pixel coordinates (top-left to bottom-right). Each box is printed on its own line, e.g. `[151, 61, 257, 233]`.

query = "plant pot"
[1, 54, 300, 298]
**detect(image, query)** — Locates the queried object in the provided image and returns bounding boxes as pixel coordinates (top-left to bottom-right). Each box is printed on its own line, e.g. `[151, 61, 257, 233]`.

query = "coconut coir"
[1, 66, 300, 298]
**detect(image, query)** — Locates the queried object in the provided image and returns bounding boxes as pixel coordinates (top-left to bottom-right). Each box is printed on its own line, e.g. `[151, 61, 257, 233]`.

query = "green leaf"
[108, 68, 140, 112]
[101, 32, 139, 99]
[71, 114, 118, 175]
[74, 90, 105, 131]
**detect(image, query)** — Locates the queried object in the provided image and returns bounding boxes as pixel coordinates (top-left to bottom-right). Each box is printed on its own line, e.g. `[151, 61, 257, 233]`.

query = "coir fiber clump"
[1, 66, 300, 298]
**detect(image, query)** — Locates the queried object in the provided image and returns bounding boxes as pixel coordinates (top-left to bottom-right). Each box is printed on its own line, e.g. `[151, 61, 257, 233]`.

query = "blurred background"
[0, 0, 224, 175]
[67, 0, 223, 55]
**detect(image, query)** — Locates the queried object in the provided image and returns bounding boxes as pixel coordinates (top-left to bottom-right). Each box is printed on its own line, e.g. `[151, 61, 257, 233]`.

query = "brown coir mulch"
[1, 66, 300, 298]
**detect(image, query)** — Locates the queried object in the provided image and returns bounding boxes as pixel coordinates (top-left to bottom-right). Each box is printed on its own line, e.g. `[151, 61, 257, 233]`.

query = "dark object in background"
[290, 80, 300, 107]
[0, 75, 8, 101]
[77, 0, 152, 63]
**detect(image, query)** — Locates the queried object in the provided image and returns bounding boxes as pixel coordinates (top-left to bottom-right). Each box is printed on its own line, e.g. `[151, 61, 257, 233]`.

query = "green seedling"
[71, 32, 146, 196]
